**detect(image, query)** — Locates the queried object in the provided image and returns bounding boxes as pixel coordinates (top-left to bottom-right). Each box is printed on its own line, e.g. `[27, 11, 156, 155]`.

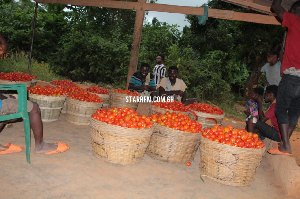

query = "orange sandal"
[45, 142, 70, 155]
[0, 143, 24, 155]
[267, 146, 292, 156]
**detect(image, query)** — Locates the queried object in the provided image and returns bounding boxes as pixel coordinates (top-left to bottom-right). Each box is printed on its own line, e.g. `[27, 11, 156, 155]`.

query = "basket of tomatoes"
[28, 85, 66, 122]
[86, 86, 110, 108]
[187, 102, 225, 128]
[0, 72, 37, 87]
[199, 125, 265, 186]
[151, 101, 197, 120]
[109, 88, 140, 110]
[146, 111, 202, 163]
[66, 90, 103, 125]
[90, 107, 153, 165]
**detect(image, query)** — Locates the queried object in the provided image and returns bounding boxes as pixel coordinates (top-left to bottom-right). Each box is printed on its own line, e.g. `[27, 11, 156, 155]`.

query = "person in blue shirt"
[129, 63, 156, 93]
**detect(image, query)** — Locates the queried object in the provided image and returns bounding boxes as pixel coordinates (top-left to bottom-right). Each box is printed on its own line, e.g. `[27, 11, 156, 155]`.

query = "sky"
[145, 0, 209, 31]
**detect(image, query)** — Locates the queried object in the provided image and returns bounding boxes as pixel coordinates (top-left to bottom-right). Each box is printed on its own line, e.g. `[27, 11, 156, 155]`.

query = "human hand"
[257, 96, 263, 104]
[244, 108, 250, 116]
[141, 85, 149, 91]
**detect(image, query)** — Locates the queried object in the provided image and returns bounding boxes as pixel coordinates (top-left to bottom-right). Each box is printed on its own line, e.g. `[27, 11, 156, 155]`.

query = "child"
[244, 87, 264, 133]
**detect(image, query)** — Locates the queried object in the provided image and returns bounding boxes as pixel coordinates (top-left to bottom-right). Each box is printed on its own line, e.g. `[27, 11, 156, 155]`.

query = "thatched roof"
[222, 0, 298, 15]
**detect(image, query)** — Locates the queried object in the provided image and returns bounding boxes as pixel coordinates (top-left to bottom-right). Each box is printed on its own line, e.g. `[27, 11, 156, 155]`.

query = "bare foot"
[278, 144, 292, 154]
[0, 144, 8, 151]
[34, 141, 58, 153]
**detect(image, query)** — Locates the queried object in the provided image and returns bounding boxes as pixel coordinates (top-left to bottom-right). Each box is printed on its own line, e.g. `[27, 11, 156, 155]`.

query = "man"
[153, 55, 166, 85]
[128, 63, 156, 93]
[259, 51, 282, 87]
[0, 32, 8, 59]
[159, 66, 187, 103]
[269, 0, 300, 155]
[250, 85, 281, 142]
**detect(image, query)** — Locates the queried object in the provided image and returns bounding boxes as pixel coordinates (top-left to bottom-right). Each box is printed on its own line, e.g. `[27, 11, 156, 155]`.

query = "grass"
[0, 52, 64, 82]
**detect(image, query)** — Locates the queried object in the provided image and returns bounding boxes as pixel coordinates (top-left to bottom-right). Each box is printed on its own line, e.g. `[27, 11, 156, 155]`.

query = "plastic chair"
[0, 84, 31, 164]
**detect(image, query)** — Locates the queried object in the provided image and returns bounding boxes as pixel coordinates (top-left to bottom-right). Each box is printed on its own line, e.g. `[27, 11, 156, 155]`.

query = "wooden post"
[125, 0, 146, 90]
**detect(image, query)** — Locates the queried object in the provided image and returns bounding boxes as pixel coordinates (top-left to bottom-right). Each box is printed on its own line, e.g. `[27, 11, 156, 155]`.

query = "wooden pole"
[125, 0, 146, 90]
[28, 2, 39, 75]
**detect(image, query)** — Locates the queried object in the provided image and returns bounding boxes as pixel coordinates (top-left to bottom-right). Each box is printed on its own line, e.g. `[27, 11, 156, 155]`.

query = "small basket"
[193, 110, 225, 128]
[0, 79, 35, 87]
[199, 135, 265, 186]
[28, 93, 66, 122]
[151, 105, 197, 120]
[90, 118, 153, 165]
[66, 97, 103, 125]
[92, 93, 109, 109]
[109, 91, 138, 110]
[146, 123, 201, 163]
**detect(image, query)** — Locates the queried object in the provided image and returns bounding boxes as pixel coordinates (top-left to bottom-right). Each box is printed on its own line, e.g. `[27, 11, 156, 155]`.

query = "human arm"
[158, 86, 184, 97]
[258, 70, 269, 87]
[271, 0, 286, 21]
[257, 96, 269, 123]
[0, 33, 8, 58]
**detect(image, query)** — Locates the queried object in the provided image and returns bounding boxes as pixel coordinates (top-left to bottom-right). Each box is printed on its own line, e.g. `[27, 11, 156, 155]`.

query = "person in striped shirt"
[153, 55, 166, 85]
[129, 63, 156, 93]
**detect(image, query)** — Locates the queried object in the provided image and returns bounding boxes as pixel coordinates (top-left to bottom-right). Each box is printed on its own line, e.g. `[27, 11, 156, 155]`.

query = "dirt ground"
[0, 113, 289, 199]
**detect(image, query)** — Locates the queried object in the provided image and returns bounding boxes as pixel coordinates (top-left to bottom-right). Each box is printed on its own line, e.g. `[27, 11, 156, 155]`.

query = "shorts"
[0, 99, 34, 115]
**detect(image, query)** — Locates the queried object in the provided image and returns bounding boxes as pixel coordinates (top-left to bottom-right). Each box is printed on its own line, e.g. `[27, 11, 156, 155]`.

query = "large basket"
[93, 93, 109, 109]
[109, 91, 138, 110]
[66, 97, 103, 125]
[90, 118, 153, 165]
[0, 79, 36, 87]
[199, 135, 265, 186]
[151, 105, 196, 120]
[28, 94, 66, 122]
[193, 111, 225, 129]
[146, 123, 201, 163]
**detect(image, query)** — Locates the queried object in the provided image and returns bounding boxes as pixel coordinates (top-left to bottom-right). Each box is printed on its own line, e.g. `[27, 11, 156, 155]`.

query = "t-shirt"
[159, 77, 187, 101]
[129, 72, 156, 93]
[281, 12, 300, 74]
[261, 62, 281, 86]
[153, 64, 166, 84]
[265, 100, 280, 133]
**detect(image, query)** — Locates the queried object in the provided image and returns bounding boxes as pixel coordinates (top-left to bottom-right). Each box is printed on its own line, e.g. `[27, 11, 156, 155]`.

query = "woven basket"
[66, 97, 103, 125]
[146, 123, 201, 163]
[199, 135, 265, 186]
[0, 79, 35, 87]
[109, 91, 138, 110]
[92, 93, 109, 108]
[28, 94, 66, 122]
[193, 111, 225, 129]
[151, 105, 197, 120]
[90, 118, 153, 165]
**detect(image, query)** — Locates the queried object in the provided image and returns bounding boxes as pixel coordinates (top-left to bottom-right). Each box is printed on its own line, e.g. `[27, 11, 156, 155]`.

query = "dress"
[275, 12, 300, 126]
[261, 61, 281, 86]
[153, 64, 166, 85]
[245, 99, 258, 122]
[159, 77, 187, 101]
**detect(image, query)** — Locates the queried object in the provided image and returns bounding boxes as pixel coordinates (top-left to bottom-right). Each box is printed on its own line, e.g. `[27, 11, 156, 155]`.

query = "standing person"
[269, 0, 300, 155]
[0, 32, 8, 59]
[259, 51, 282, 87]
[153, 55, 166, 85]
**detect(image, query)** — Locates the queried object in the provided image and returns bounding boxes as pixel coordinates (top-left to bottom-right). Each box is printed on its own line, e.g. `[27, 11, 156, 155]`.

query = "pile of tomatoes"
[86, 86, 109, 95]
[50, 80, 78, 88]
[67, 91, 103, 103]
[187, 102, 223, 115]
[111, 88, 140, 96]
[152, 101, 189, 112]
[202, 125, 264, 149]
[92, 107, 153, 129]
[0, 72, 37, 81]
[149, 111, 202, 133]
[28, 85, 66, 96]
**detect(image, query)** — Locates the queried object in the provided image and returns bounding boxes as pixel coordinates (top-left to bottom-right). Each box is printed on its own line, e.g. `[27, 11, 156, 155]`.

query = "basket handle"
[188, 109, 198, 121]
[205, 117, 217, 124]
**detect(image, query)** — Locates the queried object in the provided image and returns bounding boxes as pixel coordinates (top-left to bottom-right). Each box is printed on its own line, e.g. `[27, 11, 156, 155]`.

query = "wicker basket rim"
[29, 93, 67, 99]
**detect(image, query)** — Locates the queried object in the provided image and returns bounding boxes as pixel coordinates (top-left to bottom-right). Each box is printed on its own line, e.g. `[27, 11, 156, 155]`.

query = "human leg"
[254, 120, 281, 142]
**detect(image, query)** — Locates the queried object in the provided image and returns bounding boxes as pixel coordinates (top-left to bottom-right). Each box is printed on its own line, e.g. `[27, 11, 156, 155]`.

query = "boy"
[153, 55, 166, 85]
[270, 0, 300, 155]
[259, 51, 282, 87]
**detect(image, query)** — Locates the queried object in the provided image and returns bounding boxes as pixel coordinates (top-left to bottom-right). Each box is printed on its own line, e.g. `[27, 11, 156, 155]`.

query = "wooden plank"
[35, 0, 280, 25]
[126, 0, 146, 90]
[222, 0, 272, 14]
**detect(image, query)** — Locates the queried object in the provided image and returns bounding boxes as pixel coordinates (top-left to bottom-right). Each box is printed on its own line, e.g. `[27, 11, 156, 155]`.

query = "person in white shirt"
[153, 55, 166, 85]
[259, 51, 282, 86]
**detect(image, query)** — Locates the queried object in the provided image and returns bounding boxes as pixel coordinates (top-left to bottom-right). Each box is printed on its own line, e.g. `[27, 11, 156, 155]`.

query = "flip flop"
[0, 143, 24, 155]
[267, 146, 292, 156]
[45, 142, 70, 155]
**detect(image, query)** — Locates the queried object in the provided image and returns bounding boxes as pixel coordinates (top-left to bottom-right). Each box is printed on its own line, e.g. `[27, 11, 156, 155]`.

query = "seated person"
[244, 87, 264, 133]
[128, 63, 156, 95]
[159, 66, 198, 105]
[0, 94, 69, 154]
[249, 85, 281, 143]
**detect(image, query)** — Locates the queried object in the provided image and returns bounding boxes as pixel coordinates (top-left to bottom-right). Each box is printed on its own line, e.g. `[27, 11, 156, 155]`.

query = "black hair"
[157, 54, 165, 61]
[253, 87, 264, 96]
[291, 1, 300, 10]
[168, 66, 178, 73]
[266, 85, 278, 98]
[270, 51, 279, 58]
[140, 62, 150, 69]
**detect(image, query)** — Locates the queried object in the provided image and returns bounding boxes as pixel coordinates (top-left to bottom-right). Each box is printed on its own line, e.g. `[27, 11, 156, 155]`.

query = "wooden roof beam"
[35, 0, 280, 25]
[221, 0, 272, 15]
